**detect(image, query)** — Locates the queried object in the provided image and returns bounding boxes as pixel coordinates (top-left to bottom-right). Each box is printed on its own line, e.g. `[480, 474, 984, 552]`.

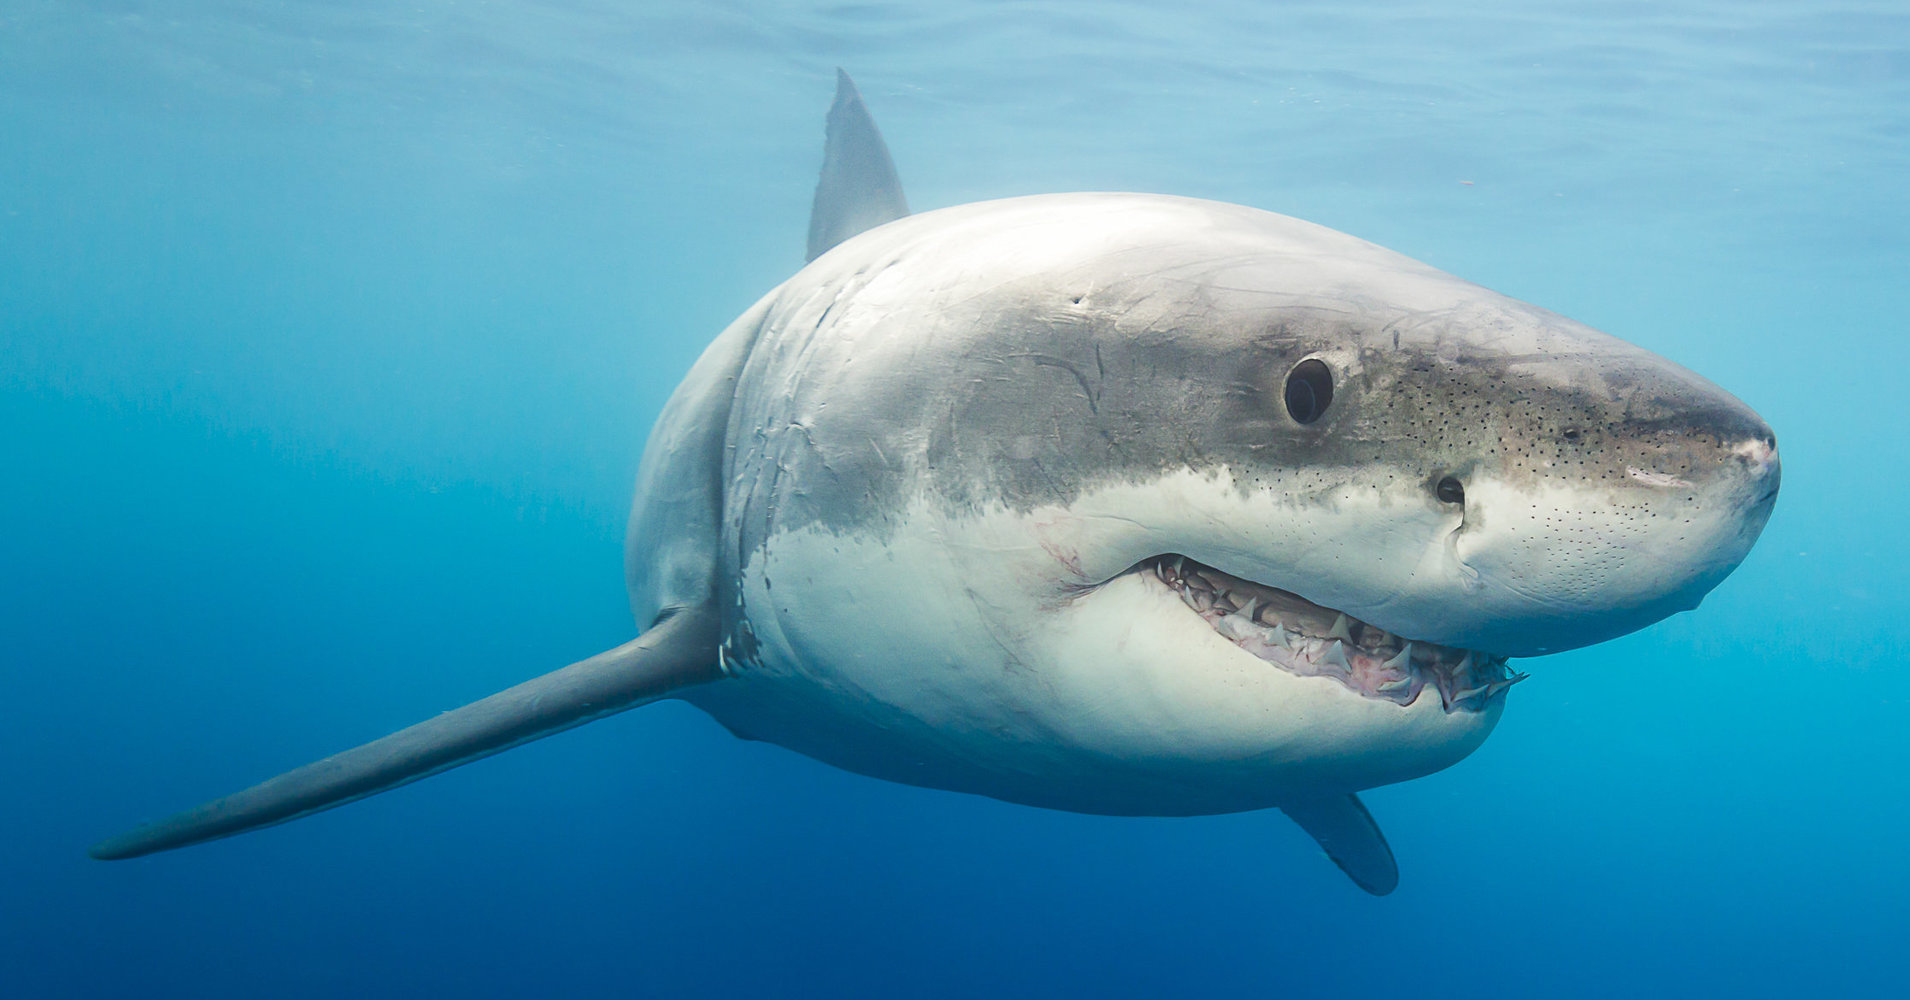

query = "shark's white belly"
[687, 486, 1502, 816]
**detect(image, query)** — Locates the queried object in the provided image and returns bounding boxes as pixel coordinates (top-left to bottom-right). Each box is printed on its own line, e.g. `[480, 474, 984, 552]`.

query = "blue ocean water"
[4, 1, 1906, 996]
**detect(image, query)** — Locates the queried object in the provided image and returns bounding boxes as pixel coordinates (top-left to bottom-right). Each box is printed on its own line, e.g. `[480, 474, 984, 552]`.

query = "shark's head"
[1022, 196, 1778, 686]
[1086, 291, 1781, 665]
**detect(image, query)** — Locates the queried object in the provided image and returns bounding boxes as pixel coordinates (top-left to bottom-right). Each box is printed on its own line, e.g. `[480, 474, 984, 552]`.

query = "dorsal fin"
[806, 69, 909, 262]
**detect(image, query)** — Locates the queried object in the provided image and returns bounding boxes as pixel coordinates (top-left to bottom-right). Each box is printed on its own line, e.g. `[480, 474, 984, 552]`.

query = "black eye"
[1284, 359, 1334, 424]
[1436, 476, 1465, 504]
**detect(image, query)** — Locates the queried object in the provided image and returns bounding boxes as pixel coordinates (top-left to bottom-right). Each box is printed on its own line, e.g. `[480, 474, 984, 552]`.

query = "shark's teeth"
[1152, 554, 1522, 715]
[1484, 674, 1528, 699]
[1215, 604, 1259, 642]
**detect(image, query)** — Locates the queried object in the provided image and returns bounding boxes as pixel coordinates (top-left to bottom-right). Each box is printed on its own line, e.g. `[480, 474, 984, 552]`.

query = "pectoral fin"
[1280, 794, 1400, 896]
[90, 604, 722, 860]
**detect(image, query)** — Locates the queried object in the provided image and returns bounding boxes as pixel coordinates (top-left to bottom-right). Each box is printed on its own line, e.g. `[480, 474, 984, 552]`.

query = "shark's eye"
[1436, 477, 1465, 504]
[1284, 359, 1334, 424]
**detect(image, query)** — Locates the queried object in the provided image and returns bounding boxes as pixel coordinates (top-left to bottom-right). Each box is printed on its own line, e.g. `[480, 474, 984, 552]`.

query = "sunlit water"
[5, 3, 1906, 997]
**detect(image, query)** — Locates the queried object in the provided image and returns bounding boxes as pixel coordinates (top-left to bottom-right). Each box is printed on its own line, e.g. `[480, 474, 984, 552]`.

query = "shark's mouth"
[1147, 555, 1525, 713]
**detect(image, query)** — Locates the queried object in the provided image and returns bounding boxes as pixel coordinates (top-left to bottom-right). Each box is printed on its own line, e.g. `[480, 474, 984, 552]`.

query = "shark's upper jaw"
[1144, 555, 1525, 713]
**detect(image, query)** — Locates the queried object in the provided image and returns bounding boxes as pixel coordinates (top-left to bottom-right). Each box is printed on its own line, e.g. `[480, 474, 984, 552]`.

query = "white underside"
[688, 474, 1501, 816]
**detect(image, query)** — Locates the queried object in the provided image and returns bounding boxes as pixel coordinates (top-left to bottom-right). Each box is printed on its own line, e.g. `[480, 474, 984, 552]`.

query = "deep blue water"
[5, 2, 1907, 997]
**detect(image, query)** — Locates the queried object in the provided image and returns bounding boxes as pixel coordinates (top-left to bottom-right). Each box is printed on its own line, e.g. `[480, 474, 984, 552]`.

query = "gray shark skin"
[92, 72, 1779, 896]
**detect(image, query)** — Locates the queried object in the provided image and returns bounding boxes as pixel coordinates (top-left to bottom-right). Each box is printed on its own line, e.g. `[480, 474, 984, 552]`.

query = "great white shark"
[92, 72, 1779, 894]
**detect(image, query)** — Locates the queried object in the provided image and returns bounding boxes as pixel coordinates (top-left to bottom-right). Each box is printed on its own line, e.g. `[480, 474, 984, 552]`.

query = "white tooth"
[1327, 613, 1354, 642]
[1235, 597, 1259, 621]
[1216, 604, 1258, 641]
[1272, 624, 1291, 649]
[1452, 685, 1488, 704]
[1383, 642, 1414, 672]
[1376, 675, 1414, 693]
[1486, 673, 1530, 697]
[1323, 640, 1351, 670]
[1172, 556, 1184, 578]
[1453, 652, 1475, 677]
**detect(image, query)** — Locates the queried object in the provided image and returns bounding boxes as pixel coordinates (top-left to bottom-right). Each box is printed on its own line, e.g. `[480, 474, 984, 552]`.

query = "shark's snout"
[1736, 433, 1778, 472]
[1736, 433, 1781, 506]
[1430, 380, 1780, 656]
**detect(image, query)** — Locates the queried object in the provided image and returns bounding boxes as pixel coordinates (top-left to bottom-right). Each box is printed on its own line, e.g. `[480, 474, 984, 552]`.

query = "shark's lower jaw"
[1149, 555, 1525, 714]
